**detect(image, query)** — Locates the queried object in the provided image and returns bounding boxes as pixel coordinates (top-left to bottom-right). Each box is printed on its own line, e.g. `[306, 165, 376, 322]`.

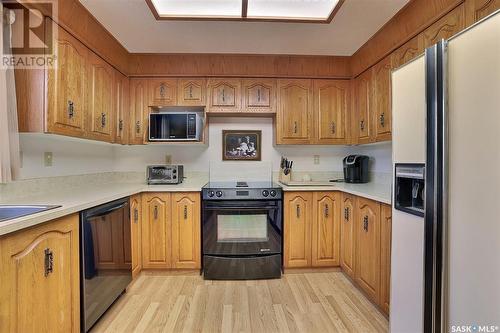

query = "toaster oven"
[147, 165, 184, 185]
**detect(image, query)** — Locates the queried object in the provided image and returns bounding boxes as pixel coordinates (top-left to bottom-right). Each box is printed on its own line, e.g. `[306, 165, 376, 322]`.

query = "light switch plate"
[314, 155, 320, 165]
[44, 152, 53, 167]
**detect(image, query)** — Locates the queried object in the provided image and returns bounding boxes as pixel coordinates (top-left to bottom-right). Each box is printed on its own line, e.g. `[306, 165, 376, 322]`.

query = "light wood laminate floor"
[91, 271, 388, 333]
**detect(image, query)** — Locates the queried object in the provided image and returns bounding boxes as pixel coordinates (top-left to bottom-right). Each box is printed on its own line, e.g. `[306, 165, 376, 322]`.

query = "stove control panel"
[202, 187, 282, 200]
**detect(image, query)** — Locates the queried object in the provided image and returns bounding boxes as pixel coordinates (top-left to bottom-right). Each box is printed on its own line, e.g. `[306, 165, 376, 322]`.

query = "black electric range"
[201, 181, 283, 280]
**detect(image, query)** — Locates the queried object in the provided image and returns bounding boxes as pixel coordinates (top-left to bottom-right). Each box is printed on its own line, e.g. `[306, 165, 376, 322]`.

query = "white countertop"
[0, 177, 391, 237]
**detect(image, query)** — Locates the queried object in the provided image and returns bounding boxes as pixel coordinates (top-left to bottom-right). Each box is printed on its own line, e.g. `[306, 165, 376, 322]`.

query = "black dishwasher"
[80, 197, 131, 332]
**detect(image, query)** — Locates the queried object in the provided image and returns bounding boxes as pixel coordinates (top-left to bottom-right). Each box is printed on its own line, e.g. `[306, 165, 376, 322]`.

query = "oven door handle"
[203, 206, 278, 211]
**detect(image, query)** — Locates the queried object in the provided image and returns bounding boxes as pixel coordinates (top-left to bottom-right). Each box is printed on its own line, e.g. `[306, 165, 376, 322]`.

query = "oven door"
[202, 200, 282, 256]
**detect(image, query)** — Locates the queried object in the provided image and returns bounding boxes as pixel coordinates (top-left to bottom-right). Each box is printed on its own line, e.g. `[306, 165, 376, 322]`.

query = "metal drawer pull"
[136, 121, 140, 133]
[119, 119, 123, 131]
[324, 204, 329, 218]
[344, 207, 350, 221]
[360, 120, 365, 131]
[331, 122, 336, 134]
[294, 121, 298, 134]
[44, 248, 54, 277]
[101, 113, 106, 128]
[380, 113, 385, 127]
[154, 206, 158, 220]
[184, 205, 188, 220]
[363, 215, 369, 232]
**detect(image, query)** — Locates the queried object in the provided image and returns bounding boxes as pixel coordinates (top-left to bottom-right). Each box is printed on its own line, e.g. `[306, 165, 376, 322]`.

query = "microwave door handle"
[85, 202, 128, 219]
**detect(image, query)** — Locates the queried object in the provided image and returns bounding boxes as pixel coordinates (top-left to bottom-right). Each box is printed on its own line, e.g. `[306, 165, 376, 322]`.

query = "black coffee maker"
[343, 155, 369, 183]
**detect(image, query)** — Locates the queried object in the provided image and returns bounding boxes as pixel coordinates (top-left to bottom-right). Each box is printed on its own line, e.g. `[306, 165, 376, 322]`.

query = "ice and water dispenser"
[394, 164, 425, 217]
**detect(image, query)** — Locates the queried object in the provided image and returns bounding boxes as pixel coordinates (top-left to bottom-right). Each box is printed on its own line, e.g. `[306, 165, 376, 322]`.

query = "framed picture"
[222, 130, 262, 161]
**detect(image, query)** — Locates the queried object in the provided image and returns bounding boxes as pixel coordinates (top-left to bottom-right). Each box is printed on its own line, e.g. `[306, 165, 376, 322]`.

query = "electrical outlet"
[165, 155, 172, 165]
[44, 152, 53, 167]
[314, 155, 320, 165]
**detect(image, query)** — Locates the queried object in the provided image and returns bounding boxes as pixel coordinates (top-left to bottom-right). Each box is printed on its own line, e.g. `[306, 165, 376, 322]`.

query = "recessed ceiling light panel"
[247, 0, 340, 21]
[149, 0, 242, 18]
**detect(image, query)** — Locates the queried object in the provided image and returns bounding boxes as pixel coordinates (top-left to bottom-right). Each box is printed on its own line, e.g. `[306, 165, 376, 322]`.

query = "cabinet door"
[372, 56, 392, 142]
[422, 4, 465, 48]
[340, 193, 356, 278]
[130, 194, 142, 278]
[380, 204, 392, 315]
[0, 215, 79, 333]
[178, 78, 206, 106]
[242, 79, 276, 113]
[353, 70, 373, 144]
[171, 193, 201, 269]
[207, 79, 241, 112]
[284, 192, 313, 268]
[87, 51, 115, 142]
[149, 79, 177, 106]
[355, 197, 381, 303]
[391, 35, 424, 69]
[276, 79, 313, 144]
[129, 79, 148, 145]
[141, 193, 171, 269]
[46, 25, 87, 137]
[114, 71, 129, 145]
[311, 192, 340, 267]
[313, 80, 350, 144]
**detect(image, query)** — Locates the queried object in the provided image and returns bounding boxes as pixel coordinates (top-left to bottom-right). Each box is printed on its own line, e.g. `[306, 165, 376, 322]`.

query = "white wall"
[18, 117, 392, 179]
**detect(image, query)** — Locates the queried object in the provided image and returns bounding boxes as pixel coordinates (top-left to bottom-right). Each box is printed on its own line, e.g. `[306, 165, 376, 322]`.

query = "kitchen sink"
[0, 205, 61, 222]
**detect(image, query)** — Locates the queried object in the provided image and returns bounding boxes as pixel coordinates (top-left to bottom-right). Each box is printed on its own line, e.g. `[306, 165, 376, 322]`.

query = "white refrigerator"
[391, 10, 500, 333]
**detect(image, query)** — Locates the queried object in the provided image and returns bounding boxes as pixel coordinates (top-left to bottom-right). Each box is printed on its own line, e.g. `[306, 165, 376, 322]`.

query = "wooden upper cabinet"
[372, 56, 392, 142]
[313, 80, 350, 144]
[171, 193, 201, 269]
[114, 71, 130, 145]
[0, 215, 80, 333]
[242, 79, 276, 113]
[340, 193, 356, 278]
[284, 192, 313, 268]
[129, 79, 148, 145]
[208, 79, 242, 112]
[87, 51, 115, 142]
[276, 79, 313, 144]
[466, 0, 500, 23]
[46, 25, 87, 137]
[141, 193, 172, 269]
[391, 35, 424, 69]
[130, 194, 142, 278]
[149, 79, 177, 107]
[355, 197, 381, 303]
[380, 204, 392, 315]
[353, 70, 373, 144]
[311, 192, 340, 267]
[422, 4, 466, 48]
[177, 78, 206, 106]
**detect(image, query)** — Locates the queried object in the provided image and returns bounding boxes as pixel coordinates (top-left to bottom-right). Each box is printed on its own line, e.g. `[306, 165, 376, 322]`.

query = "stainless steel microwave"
[149, 111, 204, 141]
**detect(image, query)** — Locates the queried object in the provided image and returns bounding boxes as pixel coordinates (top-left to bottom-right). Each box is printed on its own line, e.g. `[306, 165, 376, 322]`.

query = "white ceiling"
[79, 0, 409, 56]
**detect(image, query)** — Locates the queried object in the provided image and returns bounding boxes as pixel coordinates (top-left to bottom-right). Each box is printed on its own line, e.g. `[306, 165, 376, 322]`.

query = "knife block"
[279, 170, 292, 183]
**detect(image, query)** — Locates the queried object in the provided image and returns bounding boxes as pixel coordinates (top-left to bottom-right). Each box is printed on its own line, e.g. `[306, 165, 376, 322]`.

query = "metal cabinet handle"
[159, 83, 166, 98]
[331, 122, 336, 134]
[134, 208, 138, 223]
[44, 248, 54, 277]
[324, 204, 329, 218]
[189, 85, 193, 98]
[296, 204, 300, 218]
[344, 207, 350, 221]
[360, 120, 365, 131]
[184, 205, 188, 220]
[68, 100, 74, 119]
[380, 113, 385, 127]
[101, 113, 106, 128]
[119, 119, 123, 131]
[136, 121, 140, 134]
[222, 89, 225, 102]
[257, 88, 261, 102]
[294, 121, 298, 134]
[363, 215, 369, 232]
[154, 206, 158, 220]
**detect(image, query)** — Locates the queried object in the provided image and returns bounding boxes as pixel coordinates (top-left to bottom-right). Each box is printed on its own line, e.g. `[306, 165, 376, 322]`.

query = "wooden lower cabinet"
[130, 194, 142, 278]
[142, 193, 172, 269]
[340, 193, 356, 278]
[311, 192, 341, 267]
[0, 214, 80, 332]
[355, 197, 381, 303]
[171, 193, 201, 269]
[141, 192, 201, 270]
[380, 204, 392, 314]
[284, 192, 313, 268]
